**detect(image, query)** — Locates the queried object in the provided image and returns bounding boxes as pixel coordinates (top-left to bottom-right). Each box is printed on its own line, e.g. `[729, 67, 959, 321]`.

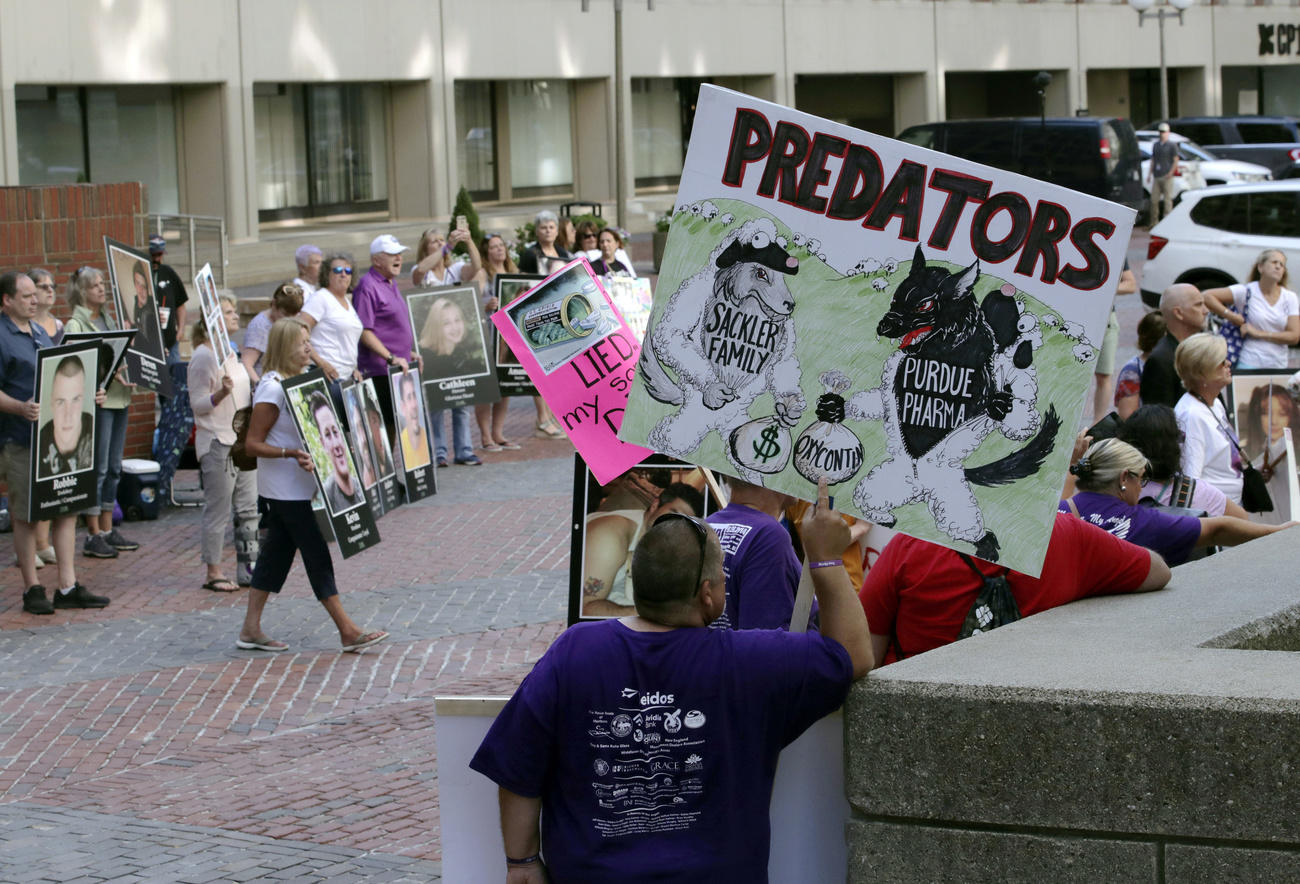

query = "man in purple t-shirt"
[706, 476, 810, 631]
[470, 480, 873, 883]
[354, 234, 420, 435]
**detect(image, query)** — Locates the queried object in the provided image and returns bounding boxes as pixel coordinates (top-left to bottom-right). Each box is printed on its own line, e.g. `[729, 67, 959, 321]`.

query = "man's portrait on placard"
[35, 351, 97, 480]
[108, 247, 164, 363]
[392, 368, 432, 470]
[342, 381, 379, 490]
[287, 380, 366, 517]
[361, 379, 397, 480]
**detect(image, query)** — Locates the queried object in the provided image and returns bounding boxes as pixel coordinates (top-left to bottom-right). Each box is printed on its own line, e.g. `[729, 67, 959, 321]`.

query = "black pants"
[250, 497, 337, 600]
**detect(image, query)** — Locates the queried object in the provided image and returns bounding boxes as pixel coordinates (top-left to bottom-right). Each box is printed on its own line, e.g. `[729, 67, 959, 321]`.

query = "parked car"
[896, 117, 1143, 212]
[1146, 116, 1300, 180]
[1140, 180, 1300, 308]
[1136, 130, 1272, 189]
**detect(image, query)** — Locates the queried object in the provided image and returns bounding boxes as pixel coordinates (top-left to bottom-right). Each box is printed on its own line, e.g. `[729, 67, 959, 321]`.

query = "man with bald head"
[1140, 283, 1209, 408]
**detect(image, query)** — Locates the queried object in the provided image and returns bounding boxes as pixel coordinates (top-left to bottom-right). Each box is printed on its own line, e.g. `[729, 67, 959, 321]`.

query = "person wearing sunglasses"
[300, 253, 364, 421]
[471, 478, 871, 882]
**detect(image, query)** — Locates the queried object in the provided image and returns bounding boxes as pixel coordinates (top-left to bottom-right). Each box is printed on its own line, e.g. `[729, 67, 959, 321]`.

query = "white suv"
[1140, 180, 1300, 309]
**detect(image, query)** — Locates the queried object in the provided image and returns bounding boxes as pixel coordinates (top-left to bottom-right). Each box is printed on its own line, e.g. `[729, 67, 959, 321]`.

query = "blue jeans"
[92, 406, 129, 515]
[431, 406, 473, 461]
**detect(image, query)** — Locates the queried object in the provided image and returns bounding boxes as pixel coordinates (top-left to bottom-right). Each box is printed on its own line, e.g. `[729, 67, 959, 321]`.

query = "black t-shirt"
[151, 262, 190, 349]
[1139, 332, 1183, 409]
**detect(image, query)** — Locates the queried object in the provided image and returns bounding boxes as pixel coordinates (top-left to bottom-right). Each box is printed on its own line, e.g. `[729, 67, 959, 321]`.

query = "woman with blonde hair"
[411, 226, 482, 289]
[1203, 249, 1299, 369]
[63, 265, 139, 560]
[1063, 437, 1292, 565]
[1174, 332, 1242, 503]
[417, 296, 483, 466]
[188, 296, 257, 591]
[236, 317, 387, 653]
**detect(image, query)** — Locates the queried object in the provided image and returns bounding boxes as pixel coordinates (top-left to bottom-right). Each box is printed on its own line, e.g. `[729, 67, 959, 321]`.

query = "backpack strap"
[1063, 497, 1081, 518]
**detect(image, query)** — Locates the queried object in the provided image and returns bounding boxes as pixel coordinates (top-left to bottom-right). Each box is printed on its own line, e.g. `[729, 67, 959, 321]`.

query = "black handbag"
[955, 553, 1021, 640]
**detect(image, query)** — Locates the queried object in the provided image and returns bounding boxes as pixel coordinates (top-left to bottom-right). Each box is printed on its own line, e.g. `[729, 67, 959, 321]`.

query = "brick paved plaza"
[0, 402, 572, 883]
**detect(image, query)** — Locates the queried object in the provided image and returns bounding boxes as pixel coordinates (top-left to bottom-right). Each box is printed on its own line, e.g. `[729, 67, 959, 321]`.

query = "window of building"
[253, 82, 390, 222]
[794, 74, 895, 136]
[507, 80, 575, 197]
[632, 78, 687, 186]
[455, 81, 497, 201]
[15, 84, 180, 214]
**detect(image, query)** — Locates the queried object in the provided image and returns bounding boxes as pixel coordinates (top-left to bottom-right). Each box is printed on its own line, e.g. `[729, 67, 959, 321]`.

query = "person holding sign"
[236, 318, 387, 654]
[188, 307, 257, 592]
[418, 295, 485, 466]
[35, 355, 94, 477]
[471, 478, 871, 883]
[301, 252, 364, 418]
[63, 266, 139, 559]
[0, 272, 109, 615]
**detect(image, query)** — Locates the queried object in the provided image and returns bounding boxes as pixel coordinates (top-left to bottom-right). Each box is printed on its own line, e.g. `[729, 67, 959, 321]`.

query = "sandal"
[236, 636, 289, 651]
[497, 439, 521, 450]
[202, 578, 240, 593]
[342, 630, 389, 653]
[481, 442, 503, 452]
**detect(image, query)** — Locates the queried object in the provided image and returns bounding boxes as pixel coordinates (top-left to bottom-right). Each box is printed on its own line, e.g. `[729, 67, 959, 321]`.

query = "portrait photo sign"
[492, 259, 652, 485]
[340, 377, 401, 516]
[620, 85, 1137, 576]
[103, 237, 171, 395]
[28, 340, 100, 521]
[407, 284, 500, 411]
[60, 329, 134, 392]
[193, 263, 244, 407]
[388, 366, 437, 503]
[281, 371, 380, 559]
[491, 274, 544, 397]
[1229, 369, 1298, 526]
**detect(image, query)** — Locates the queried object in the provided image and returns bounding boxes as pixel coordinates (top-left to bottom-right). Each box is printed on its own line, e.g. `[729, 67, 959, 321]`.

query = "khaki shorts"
[1, 442, 32, 523]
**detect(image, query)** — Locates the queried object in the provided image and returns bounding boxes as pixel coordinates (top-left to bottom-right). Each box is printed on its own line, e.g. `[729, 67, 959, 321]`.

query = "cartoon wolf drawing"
[638, 217, 806, 482]
[848, 245, 1060, 562]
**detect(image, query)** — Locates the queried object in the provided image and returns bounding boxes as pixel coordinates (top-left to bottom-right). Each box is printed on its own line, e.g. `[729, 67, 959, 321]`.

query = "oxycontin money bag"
[793, 370, 863, 484]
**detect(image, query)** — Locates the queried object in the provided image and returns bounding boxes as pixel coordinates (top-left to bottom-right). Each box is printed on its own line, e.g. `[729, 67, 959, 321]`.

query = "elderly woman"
[418, 296, 484, 466]
[237, 317, 387, 654]
[1174, 332, 1243, 504]
[63, 266, 139, 560]
[1063, 438, 1291, 566]
[1203, 249, 1299, 369]
[241, 282, 304, 384]
[1118, 405, 1248, 520]
[517, 210, 572, 276]
[187, 297, 257, 591]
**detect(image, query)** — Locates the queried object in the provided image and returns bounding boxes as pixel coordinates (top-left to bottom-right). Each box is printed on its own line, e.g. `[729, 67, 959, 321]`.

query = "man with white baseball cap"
[354, 234, 417, 435]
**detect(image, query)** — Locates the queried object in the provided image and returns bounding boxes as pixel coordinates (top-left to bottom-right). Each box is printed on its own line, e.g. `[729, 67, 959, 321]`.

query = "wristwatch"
[385, 354, 396, 365]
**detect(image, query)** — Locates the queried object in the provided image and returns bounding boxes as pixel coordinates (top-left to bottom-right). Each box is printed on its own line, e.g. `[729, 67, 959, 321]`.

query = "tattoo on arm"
[583, 577, 606, 598]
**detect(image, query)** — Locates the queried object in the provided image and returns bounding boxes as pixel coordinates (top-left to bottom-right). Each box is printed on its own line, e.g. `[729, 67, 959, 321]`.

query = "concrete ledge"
[844, 530, 1300, 876]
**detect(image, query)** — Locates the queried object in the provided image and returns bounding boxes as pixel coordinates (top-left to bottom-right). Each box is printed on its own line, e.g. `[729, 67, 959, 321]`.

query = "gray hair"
[534, 210, 558, 227]
[66, 266, 104, 310]
[1071, 438, 1150, 492]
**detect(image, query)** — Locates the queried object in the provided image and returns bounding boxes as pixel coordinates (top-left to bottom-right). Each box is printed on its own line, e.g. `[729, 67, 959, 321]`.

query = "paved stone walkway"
[0, 401, 573, 881]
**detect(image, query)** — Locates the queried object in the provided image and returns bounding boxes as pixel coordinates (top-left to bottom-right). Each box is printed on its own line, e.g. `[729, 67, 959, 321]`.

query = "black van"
[896, 117, 1143, 212]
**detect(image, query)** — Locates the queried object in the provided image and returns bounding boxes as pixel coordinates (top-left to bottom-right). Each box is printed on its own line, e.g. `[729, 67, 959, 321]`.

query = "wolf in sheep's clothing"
[848, 246, 1060, 562]
[638, 217, 806, 482]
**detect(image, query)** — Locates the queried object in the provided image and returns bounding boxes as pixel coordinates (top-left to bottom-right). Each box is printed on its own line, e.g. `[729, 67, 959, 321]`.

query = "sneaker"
[22, 585, 54, 615]
[52, 583, 110, 609]
[83, 534, 119, 559]
[454, 455, 483, 466]
[36, 546, 57, 565]
[104, 528, 139, 551]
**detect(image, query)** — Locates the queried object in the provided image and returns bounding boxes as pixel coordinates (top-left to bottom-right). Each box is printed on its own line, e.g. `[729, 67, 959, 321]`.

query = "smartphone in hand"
[455, 215, 467, 233]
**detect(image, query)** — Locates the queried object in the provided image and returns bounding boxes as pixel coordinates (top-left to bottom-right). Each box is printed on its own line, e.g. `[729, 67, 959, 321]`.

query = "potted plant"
[652, 213, 672, 273]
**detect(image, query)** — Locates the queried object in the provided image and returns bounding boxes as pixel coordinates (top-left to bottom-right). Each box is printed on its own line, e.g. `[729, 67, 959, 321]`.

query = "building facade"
[2, 0, 1298, 241]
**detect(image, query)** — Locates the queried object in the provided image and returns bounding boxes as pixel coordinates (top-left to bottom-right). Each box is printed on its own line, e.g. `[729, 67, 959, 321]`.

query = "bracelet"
[810, 559, 843, 570]
[506, 853, 540, 865]
[281, 447, 286, 459]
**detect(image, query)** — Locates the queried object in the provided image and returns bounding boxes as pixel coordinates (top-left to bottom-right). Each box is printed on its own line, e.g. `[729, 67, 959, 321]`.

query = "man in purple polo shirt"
[470, 479, 872, 883]
[354, 234, 420, 433]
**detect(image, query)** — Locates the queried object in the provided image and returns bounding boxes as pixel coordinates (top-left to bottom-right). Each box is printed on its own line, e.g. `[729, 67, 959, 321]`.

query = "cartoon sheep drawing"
[792, 233, 806, 247]
[700, 201, 719, 220]
[718, 213, 734, 225]
[871, 277, 888, 291]
[849, 258, 881, 277]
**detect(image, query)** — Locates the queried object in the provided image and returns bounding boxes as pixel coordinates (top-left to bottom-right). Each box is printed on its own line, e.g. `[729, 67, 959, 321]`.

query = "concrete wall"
[843, 530, 1300, 882]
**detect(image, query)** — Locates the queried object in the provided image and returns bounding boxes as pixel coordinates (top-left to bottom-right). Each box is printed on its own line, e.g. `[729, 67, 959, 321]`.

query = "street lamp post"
[1128, 0, 1195, 122]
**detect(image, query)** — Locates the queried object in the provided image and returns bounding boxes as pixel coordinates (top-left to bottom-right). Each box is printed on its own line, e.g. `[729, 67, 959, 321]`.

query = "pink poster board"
[491, 258, 652, 484]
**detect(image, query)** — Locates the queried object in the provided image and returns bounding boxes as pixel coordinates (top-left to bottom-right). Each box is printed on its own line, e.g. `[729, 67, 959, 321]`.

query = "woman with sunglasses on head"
[300, 253, 364, 421]
[1062, 438, 1292, 566]
[63, 266, 140, 559]
[411, 226, 481, 289]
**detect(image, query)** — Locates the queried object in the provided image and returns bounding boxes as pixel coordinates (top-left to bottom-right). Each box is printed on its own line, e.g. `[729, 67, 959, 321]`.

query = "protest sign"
[1230, 370, 1296, 525]
[491, 274, 544, 396]
[408, 285, 500, 410]
[568, 453, 719, 626]
[193, 264, 244, 403]
[60, 330, 134, 392]
[28, 341, 100, 521]
[621, 85, 1135, 576]
[389, 366, 437, 502]
[492, 259, 652, 484]
[603, 276, 654, 343]
[104, 237, 171, 395]
[281, 371, 380, 558]
[341, 378, 400, 516]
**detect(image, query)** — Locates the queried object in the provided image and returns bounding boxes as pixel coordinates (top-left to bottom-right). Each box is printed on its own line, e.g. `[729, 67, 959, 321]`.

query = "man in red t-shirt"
[861, 512, 1171, 665]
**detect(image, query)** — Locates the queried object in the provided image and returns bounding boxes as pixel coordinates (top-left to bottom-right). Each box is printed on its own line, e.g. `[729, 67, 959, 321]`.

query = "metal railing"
[139, 213, 228, 288]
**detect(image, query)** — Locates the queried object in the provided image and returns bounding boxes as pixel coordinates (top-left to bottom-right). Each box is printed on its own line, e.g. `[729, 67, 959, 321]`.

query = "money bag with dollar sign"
[793, 370, 864, 484]
[728, 410, 794, 474]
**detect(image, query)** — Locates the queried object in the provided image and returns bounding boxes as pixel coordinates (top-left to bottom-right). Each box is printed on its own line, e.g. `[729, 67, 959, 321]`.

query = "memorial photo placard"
[60, 329, 134, 392]
[492, 274, 543, 396]
[341, 378, 400, 516]
[389, 366, 437, 503]
[104, 237, 171, 395]
[408, 284, 500, 411]
[1230, 369, 1297, 525]
[28, 341, 100, 521]
[281, 371, 381, 559]
[568, 454, 719, 626]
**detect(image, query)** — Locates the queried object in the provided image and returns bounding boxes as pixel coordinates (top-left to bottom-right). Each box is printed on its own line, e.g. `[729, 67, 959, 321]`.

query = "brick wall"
[1, 183, 157, 460]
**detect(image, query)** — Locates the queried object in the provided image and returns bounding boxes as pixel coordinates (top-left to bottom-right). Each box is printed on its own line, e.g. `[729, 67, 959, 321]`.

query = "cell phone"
[455, 215, 467, 233]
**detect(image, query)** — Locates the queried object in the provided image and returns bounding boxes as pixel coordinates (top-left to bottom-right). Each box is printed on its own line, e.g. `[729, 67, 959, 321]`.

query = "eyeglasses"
[34, 283, 55, 291]
[653, 512, 711, 592]
[580, 233, 597, 241]
[331, 266, 353, 275]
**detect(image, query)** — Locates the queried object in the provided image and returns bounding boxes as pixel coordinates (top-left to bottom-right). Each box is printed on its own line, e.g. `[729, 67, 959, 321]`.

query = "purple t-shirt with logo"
[352, 266, 412, 378]
[705, 503, 809, 631]
[1060, 491, 1201, 565]
[469, 619, 852, 882]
